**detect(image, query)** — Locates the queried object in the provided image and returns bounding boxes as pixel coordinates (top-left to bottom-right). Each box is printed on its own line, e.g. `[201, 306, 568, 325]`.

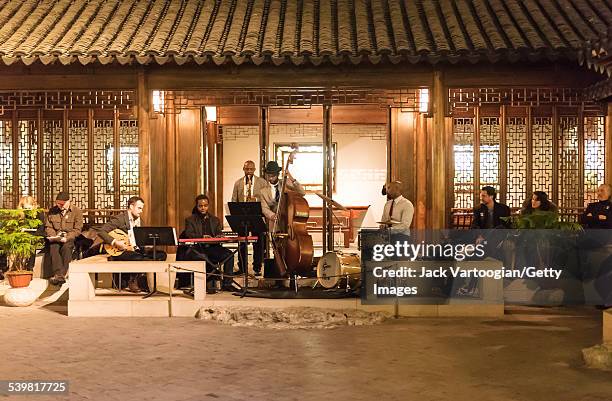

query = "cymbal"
[314, 192, 347, 210]
[376, 220, 400, 225]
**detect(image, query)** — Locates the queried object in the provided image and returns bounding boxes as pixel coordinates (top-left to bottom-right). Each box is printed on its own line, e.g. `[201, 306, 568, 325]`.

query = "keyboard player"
[178, 194, 236, 292]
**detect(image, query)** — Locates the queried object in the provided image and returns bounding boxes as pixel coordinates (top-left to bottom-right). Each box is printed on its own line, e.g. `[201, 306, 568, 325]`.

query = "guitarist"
[97, 196, 165, 292]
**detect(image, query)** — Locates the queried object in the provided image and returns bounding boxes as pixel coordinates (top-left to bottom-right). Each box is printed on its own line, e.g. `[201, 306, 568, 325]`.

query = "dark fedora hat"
[265, 161, 282, 174]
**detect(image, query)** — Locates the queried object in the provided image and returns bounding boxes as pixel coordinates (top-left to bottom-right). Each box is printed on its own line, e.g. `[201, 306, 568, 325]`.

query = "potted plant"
[0, 208, 44, 288]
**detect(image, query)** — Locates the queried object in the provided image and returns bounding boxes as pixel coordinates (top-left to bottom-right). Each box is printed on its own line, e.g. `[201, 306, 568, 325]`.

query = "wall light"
[205, 106, 217, 122]
[152, 90, 164, 113]
[419, 88, 429, 114]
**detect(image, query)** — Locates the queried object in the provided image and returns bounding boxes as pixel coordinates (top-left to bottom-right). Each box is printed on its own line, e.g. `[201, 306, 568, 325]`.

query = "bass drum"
[317, 252, 341, 289]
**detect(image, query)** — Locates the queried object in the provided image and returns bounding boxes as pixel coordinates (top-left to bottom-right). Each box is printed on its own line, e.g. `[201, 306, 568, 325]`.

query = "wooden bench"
[68, 254, 207, 317]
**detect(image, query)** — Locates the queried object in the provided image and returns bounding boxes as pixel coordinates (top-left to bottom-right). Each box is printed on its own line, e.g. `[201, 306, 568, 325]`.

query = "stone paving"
[1, 305, 611, 401]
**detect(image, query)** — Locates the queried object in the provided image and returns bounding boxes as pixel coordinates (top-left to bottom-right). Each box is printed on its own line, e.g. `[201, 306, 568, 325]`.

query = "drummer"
[379, 181, 414, 236]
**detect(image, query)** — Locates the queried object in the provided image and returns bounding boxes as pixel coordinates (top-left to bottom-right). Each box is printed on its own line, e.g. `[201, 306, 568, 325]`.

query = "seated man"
[97, 196, 165, 292]
[45, 192, 83, 285]
[178, 194, 236, 292]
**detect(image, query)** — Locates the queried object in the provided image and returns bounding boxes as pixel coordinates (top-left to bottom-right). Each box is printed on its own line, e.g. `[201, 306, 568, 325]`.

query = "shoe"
[49, 275, 66, 286]
[221, 284, 239, 292]
[127, 280, 142, 293]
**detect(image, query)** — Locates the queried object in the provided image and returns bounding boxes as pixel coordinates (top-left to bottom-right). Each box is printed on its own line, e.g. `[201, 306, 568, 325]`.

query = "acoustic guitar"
[103, 229, 135, 256]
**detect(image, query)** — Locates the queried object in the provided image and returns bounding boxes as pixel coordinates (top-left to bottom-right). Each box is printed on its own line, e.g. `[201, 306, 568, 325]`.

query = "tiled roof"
[0, 0, 609, 66]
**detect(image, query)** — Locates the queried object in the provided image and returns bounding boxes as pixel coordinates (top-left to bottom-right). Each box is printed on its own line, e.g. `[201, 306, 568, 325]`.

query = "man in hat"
[261, 160, 305, 222]
[45, 192, 83, 285]
[231, 160, 268, 275]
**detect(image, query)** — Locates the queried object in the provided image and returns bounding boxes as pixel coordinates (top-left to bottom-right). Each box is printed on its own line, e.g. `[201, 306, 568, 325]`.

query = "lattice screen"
[452, 111, 606, 211]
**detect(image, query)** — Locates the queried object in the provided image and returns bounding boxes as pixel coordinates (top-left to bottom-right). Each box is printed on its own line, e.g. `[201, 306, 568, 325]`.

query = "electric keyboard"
[179, 236, 258, 244]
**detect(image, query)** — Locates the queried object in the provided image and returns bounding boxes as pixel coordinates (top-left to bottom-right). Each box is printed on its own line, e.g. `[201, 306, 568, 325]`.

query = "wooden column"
[259, 106, 269, 177]
[415, 113, 428, 229]
[429, 70, 448, 228]
[87, 109, 94, 210]
[499, 106, 507, 204]
[552, 106, 559, 204]
[113, 109, 121, 208]
[166, 97, 179, 230]
[205, 120, 218, 216]
[389, 109, 416, 200]
[136, 70, 152, 224]
[322, 104, 333, 253]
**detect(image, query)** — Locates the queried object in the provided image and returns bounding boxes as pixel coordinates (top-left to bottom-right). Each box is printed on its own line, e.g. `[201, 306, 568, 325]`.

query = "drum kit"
[313, 192, 362, 291]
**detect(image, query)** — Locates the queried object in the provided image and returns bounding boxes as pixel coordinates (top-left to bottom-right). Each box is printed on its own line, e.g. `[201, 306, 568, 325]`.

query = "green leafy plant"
[502, 210, 582, 230]
[0, 208, 44, 272]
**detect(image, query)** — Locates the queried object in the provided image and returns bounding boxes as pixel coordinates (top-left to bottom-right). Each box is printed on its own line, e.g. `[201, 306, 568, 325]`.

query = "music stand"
[134, 227, 177, 299]
[228, 201, 262, 216]
[226, 214, 267, 296]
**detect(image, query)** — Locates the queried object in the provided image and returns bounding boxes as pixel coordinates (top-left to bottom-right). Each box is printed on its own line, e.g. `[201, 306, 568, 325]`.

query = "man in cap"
[45, 192, 83, 285]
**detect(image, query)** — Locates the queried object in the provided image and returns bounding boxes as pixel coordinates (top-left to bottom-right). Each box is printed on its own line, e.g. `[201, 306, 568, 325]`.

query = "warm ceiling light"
[205, 106, 217, 122]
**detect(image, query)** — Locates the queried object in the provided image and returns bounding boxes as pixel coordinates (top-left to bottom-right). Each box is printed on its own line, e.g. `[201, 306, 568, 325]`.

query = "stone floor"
[1, 304, 611, 401]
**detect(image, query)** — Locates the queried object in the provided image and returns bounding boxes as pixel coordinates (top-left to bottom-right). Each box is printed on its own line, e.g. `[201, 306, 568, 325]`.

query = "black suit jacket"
[471, 202, 511, 229]
[184, 213, 223, 239]
[582, 200, 612, 229]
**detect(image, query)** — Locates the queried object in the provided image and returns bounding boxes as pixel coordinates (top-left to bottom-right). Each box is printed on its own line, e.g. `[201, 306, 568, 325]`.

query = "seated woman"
[177, 194, 235, 292]
[521, 191, 558, 215]
[18, 195, 45, 270]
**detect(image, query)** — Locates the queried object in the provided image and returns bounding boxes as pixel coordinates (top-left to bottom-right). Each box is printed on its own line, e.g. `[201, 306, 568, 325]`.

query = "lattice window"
[479, 117, 500, 191]
[93, 120, 114, 209]
[41, 120, 63, 208]
[506, 117, 528, 208]
[17, 120, 37, 201]
[584, 116, 605, 204]
[531, 117, 553, 199]
[558, 117, 581, 209]
[67, 120, 89, 210]
[118, 120, 139, 206]
[453, 118, 475, 208]
[0, 120, 12, 208]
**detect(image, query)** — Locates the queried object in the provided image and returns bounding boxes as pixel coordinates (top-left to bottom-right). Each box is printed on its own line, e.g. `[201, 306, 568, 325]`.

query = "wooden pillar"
[87, 109, 94, 211]
[166, 96, 178, 230]
[205, 120, 218, 215]
[607, 103, 612, 185]
[552, 106, 559, 204]
[389, 109, 416, 201]
[259, 106, 269, 177]
[113, 109, 121, 208]
[137, 70, 152, 224]
[322, 104, 333, 253]
[499, 106, 507, 204]
[429, 70, 448, 228]
[415, 113, 427, 229]
[526, 106, 533, 196]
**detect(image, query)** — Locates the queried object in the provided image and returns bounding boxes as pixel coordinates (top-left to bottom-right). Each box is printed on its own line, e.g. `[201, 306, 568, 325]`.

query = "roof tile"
[0, 0, 607, 66]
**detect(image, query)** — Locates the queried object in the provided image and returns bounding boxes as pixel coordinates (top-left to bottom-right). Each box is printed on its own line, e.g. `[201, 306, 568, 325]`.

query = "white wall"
[221, 124, 387, 230]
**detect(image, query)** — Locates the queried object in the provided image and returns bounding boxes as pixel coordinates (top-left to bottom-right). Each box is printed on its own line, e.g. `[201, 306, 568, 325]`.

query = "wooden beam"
[270, 107, 323, 124]
[259, 107, 269, 177]
[166, 96, 178, 230]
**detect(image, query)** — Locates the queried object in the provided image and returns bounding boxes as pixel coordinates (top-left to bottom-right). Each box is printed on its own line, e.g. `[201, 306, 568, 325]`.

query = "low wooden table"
[68, 254, 206, 317]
